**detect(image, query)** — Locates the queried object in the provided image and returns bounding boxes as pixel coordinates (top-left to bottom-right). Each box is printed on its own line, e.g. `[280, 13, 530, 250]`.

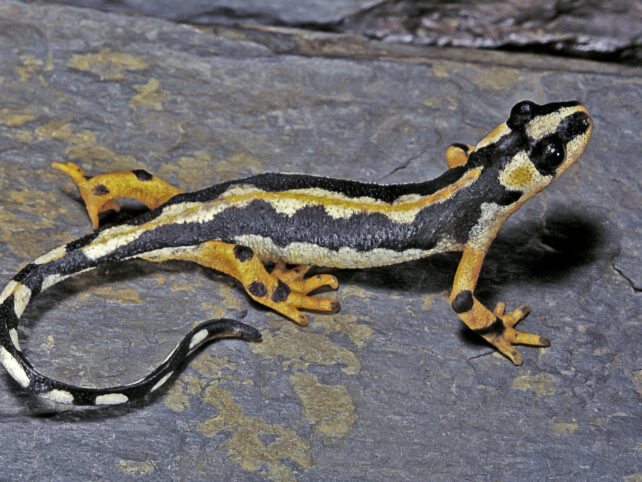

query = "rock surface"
[24, 0, 642, 64]
[0, 1, 640, 480]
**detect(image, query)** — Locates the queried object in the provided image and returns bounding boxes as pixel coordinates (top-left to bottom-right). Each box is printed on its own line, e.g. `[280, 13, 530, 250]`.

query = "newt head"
[473, 100, 593, 203]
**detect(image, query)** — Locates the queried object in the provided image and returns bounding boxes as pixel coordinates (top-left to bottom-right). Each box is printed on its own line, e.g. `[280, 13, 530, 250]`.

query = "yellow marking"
[466, 202, 507, 250]
[499, 151, 550, 192]
[476, 122, 511, 149]
[223, 167, 482, 224]
[526, 106, 579, 141]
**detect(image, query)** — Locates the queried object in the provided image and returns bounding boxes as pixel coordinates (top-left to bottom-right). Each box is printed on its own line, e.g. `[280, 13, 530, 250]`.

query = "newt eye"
[532, 137, 566, 175]
[507, 101, 538, 129]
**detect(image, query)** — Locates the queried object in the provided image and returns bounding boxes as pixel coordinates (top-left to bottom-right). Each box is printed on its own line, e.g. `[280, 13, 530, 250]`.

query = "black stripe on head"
[133, 169, 153, 181]
[450, 143, 470, 152]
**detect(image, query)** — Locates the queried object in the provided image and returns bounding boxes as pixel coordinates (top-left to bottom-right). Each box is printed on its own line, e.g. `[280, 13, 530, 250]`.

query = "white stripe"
[33, 246, 67, 265]
[95, 393, 128, 405]
[189, 329, 209, 350]
[234, 234, 458, 269]
[9, 328, 20, 351]
[13, 284, 32, 317]
[0, 280, 18, 305]
[150, 372, 173, 392]
[0, 347, 30, 387]
[41, 389, 74, 404]
[41, 273, 72, 292]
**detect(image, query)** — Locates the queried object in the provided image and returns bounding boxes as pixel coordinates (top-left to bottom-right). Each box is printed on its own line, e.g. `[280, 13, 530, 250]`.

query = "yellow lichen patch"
[473, 67, 523, 90]
[624, 474, 642, 482]
[422, 291, 446, 311]
[198, 383, 311, 481]
[314, 313, 372, 348]
[35, 120, 139, 171]
[130, 78, 168, 111]
[632, 369, 642, 397]
[252, 323, 361, 375]
[77, 286, 143, 305]
[430, 62, 463, 79]
[511, 371, 556, 398]
[15, 54, 44, 82]
[163, 375, 205, 412]
[156, 151, 264, 189]
[549, 420, 579, 434]
[0, 109, 35, 127]
[118, 459, 157, 475]
[290, 372, 356, 436]
[67, 48, 148, 80]
[190, 354, 237, 380]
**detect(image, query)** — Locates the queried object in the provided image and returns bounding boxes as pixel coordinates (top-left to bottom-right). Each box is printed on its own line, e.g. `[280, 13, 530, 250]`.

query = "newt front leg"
[450, 246, 550, 365]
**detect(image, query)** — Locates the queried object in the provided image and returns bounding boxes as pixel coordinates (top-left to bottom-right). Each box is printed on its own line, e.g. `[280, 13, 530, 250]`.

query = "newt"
[0, 100, 592, 405]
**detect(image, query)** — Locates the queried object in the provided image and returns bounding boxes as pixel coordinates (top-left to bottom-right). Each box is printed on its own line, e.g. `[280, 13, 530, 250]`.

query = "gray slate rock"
[0, 1, 640, 480]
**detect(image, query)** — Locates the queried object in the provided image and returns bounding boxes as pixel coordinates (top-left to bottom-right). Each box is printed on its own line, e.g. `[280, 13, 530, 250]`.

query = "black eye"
[507, 101, 538, 129]
[532, 138, 566, 175]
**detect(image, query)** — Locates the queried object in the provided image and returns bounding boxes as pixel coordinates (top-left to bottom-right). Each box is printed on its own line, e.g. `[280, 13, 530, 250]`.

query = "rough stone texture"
[0, 1, 640, 480]
[343, 0, 642, 65]
[24, 0, 642, 65]
[23, 0, 385, 25]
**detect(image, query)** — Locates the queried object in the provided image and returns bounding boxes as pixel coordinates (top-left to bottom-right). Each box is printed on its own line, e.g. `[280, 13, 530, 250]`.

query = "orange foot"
[268, 261, 340, 326]
[481, 302, 550, 365]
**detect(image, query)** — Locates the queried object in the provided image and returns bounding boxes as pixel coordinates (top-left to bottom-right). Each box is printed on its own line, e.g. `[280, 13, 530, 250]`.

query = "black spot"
[132, 169, 153, 181]
[271, 279, 290, 303]
[450, 143, 470, 153]
[13, 263, 37, 283]
[473, 318, 505, 337]
[233, 245, 254, 262]
[92, 184, 110, 196]
[507, 101, 537, 129]
[451, 290, 474, 313]
[247, 281, 267, 298]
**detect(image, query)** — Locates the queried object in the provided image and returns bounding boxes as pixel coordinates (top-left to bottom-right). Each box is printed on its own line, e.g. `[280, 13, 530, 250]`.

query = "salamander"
[0, 100, 592, 406]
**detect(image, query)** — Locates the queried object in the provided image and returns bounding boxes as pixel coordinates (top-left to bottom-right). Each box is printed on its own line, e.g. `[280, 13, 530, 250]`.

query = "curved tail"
[0, 236, 261, 406]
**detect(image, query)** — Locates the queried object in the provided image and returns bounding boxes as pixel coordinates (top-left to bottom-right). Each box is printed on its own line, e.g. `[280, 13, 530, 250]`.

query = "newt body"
[0, 101, 592, 405]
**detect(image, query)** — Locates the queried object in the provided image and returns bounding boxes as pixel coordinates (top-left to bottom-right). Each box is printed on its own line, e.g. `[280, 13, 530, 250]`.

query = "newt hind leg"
[52, 161, 182, 229]
[141, 241, 340, 326]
